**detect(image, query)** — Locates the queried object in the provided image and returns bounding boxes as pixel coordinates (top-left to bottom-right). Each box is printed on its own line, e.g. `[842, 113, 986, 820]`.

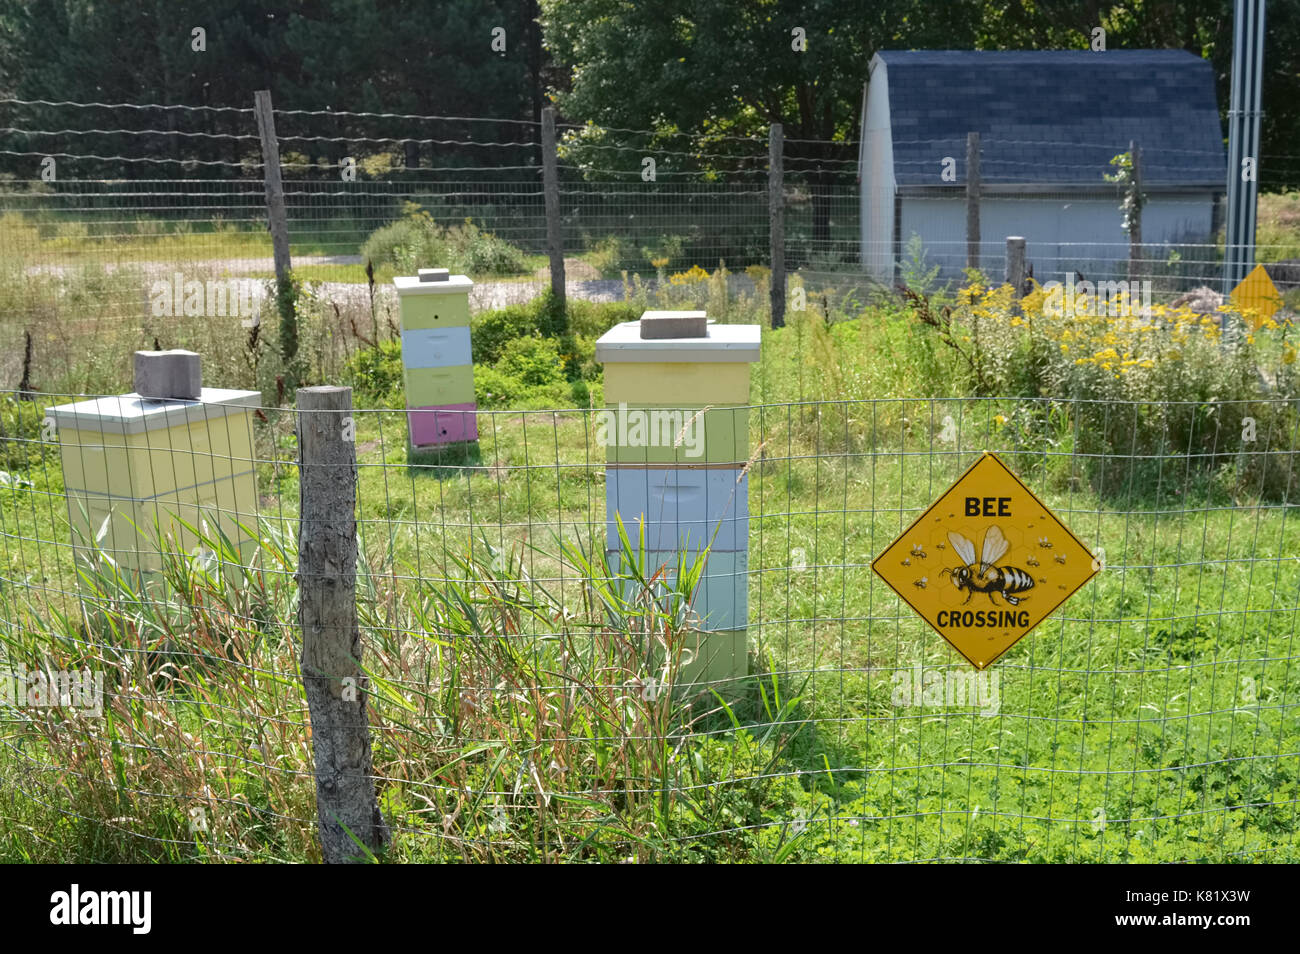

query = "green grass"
[2, 374, 1298, 860]
[1, 274, 1298, 863]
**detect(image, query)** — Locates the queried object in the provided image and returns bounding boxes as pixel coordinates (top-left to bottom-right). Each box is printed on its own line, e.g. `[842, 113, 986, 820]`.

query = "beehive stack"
[48, 351, 259, 591]
[393, 268, 478, 447]
[596, 312, 761, 686]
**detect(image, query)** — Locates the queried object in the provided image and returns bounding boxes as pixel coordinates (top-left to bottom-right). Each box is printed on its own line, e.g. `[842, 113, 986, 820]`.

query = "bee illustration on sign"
[941, 525, 1035, 606]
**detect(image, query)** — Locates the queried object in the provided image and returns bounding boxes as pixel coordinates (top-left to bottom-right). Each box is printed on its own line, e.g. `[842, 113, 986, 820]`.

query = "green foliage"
[495, 336, 565, 388]
[275, 270, 302, 387]
[897, 233, 943, 297]
[344, 339, 404, 408]
[0, 395, 48, 473]
[1105, 150, 1146, 233]
[361, 206, 530, 277]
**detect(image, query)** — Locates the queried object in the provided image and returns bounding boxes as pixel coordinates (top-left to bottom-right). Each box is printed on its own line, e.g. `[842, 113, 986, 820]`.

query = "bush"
[360, 206, 530, 277]
[344, 339, 404, 408]
[471, 302, 541, 365]
[0, 395, 48, 473]
[913, 280, 1300, 497]
[495, 336, 565, 388]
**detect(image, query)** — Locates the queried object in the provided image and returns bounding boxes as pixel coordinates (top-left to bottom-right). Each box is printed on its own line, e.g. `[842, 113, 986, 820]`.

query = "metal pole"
[1223, 0, 1266, 296]
[965, 132, 981, 272]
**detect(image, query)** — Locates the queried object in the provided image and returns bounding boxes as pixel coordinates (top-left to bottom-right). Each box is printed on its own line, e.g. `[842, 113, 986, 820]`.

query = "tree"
[541, 0, 985, 244]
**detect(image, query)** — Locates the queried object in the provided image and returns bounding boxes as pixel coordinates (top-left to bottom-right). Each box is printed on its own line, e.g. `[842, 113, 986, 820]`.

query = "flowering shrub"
[925, 281, 1298, 498]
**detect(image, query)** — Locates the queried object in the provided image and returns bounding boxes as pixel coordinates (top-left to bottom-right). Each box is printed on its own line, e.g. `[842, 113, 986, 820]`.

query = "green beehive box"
[600, 404, 749, 465]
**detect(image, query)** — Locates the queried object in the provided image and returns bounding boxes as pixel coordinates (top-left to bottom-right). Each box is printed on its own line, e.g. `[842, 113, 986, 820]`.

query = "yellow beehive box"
[48, 389, 260, 588]
[597, 320, 759, 405]
[601, 404, 748, 464]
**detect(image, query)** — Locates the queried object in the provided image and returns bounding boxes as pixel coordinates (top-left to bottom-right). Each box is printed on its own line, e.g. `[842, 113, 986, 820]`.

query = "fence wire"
[1, 390, 1297, 862]
[3, 98, 1300, 401]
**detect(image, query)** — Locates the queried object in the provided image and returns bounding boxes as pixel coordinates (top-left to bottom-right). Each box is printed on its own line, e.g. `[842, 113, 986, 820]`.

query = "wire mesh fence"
[1, 390, 1297, 862]
[4, 96, 1300, 401]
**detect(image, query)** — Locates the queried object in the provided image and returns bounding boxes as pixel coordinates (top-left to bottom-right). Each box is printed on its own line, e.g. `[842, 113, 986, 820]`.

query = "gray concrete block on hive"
[639, 310, 707, 339]
[134, 350, 201, 401]
[418, 268, 450, 283]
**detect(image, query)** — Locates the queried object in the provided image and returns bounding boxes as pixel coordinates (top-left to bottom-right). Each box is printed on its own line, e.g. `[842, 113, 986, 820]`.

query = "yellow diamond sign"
[872, 452, 1099, 669]
[1230, 263, 1282, 330]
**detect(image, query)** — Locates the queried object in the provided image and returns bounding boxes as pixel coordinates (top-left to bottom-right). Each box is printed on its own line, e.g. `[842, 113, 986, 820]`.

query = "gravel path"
[24, 254, 761, 314]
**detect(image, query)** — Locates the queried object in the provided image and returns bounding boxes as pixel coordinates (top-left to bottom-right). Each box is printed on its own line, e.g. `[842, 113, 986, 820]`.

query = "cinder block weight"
[134, 350, 201, 401]
[639, 310, 707, 339]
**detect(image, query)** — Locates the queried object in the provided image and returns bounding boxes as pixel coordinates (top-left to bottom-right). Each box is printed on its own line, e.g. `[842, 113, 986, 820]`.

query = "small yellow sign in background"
[872, 453, 1098, 669]
[1230, 263, 1282, 330]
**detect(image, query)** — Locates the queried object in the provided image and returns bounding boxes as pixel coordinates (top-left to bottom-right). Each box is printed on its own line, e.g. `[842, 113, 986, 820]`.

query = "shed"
[859, 50, 1227, 283]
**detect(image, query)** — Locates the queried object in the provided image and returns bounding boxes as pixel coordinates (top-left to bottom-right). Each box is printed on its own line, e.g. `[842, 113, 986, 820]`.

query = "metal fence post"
[542, 106, 566, 311]
[769, 123, 785, 329]
[296, 385, 389, 863]
[966, 132, 981, 272]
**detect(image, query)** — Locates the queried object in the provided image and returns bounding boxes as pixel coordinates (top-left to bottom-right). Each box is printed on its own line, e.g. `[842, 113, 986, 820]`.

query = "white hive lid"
[595, 321, 761, 363]
[47, 388, 261, 435]
[393, 274, 474, 295]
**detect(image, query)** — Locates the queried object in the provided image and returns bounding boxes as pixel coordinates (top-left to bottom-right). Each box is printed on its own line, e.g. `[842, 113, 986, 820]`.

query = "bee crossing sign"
[872, 452, 1098, 669]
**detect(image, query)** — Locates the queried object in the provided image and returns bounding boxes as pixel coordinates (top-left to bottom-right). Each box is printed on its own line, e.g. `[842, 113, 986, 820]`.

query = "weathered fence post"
[966, 132, 981, 272]
[1128, 140, 1143, 283]
[769, 123, 786, 329]
[254, 90, 298, 387]
[297, 385, 389, 863]
[541, 106, 566, 312]
[1006, 236, 1026, 297]
[253, 90, 292, 288]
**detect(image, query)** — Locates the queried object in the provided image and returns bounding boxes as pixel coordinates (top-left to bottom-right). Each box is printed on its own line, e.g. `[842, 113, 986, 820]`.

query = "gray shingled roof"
[877, 50, 1226, 188]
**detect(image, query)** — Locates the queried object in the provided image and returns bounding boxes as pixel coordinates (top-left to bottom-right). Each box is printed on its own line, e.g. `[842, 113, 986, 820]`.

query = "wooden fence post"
[254, 90, 298, 383]
[1006, 236, 1026, 298]
[769, 123, 786, 329]
[966, 132, 981, 272]
[1128, 140, 1143, 284]
[541, 107, 566, 311]
[253, 90, 292, 288]
[297, 385, 389, 863]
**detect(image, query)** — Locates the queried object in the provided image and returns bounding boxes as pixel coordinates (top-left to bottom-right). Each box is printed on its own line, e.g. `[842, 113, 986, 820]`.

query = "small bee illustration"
[1054, 554, 1067, 565]
[910, 543, 927, 559]
[936, 541, 946, 550]
[942, 525, 1035, 606]
[901, 557, 912, 566]
[1038, 577, 1047, 584]
[1037, 536, 1053, 549]
[1026, 554, 1041, 567]
[913, 577, 928, 589]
